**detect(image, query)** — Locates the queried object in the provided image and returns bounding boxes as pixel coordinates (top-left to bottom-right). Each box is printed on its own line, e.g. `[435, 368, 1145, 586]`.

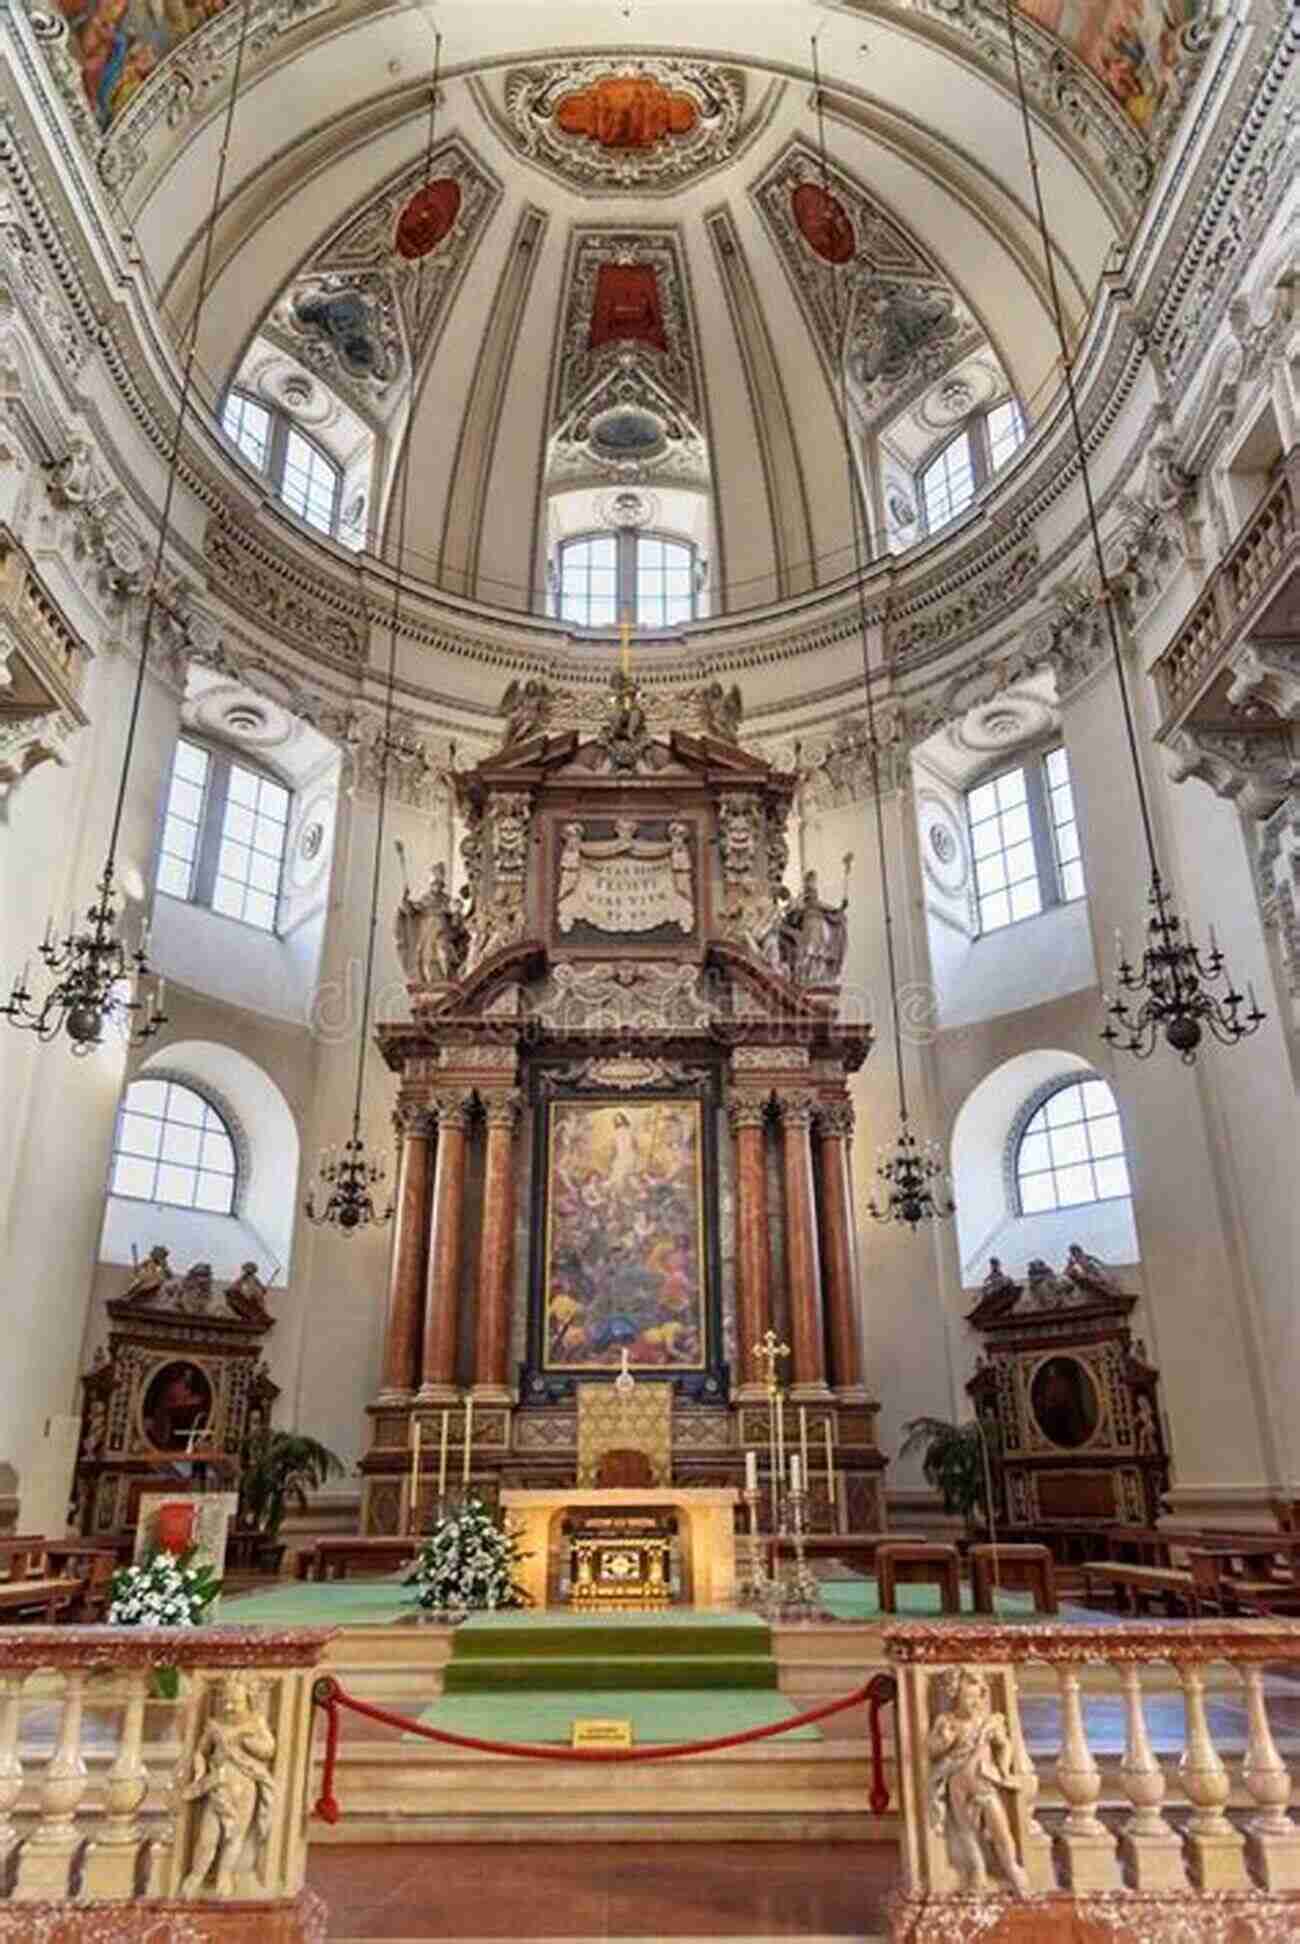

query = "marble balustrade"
[0, 1625, 332, 1938]
[884, 1618, 1300, 1942]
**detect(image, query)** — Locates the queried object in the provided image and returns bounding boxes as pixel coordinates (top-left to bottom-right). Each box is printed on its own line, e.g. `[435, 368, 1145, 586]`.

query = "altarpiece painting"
[542, 1097, 707, 1374]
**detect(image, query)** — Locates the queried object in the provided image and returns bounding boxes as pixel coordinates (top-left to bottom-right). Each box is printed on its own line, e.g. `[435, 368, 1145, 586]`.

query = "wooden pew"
[0, 1535, 84, 1622]
[295, 1535, 418, 1582]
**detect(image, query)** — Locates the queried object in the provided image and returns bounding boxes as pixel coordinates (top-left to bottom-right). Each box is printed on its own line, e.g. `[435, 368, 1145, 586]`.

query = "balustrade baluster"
[1115, 1662, 1185, 1890]
[1053, 1664, 1121, 1889]
[14, 1669, 88, 1901]
[0, 1672, 25, 1872]
[83, 1671, 149, 1899]
[1006, 1667, 1055, 1892]
[1177, 1659, 1248, 1890]
[1239, 1663, 1300, 1892]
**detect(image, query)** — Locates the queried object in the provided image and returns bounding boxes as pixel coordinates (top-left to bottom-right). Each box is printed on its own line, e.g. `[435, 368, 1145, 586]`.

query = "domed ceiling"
[52, 0, 1196, 624]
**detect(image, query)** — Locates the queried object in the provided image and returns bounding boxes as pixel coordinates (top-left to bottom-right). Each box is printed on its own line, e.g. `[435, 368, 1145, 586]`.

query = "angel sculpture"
[179, 1676, 277, 1899]
[927, 1666, 1032, 1899]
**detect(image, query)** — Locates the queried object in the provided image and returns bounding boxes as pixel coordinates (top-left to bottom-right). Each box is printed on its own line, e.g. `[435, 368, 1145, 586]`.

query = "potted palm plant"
[235, 1429, 345, 1572]
[899, 1416, 997, 1540]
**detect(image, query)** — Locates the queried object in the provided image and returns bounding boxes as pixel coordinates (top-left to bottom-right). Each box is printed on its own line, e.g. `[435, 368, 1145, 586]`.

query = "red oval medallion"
[792, 182, 855, 265]
[394, 179, 461, 261]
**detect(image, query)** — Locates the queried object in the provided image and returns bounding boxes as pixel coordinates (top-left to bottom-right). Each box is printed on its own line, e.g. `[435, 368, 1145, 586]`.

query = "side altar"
[364, 670, 886, 1539]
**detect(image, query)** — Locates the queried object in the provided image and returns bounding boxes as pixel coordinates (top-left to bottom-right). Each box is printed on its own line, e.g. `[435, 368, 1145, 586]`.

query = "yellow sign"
[571, 1717, 634, 1750]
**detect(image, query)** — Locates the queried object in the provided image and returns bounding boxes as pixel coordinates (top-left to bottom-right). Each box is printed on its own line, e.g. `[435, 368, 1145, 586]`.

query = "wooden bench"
[295, 1536, 418, 1582]
[1080, 1549, 1238, 1618]
[875, 1541, 961, 1615]
[0, 1535, 83, 1622]
[44, 1542, 119, 1620]
[969, 1542, 1057, 1615]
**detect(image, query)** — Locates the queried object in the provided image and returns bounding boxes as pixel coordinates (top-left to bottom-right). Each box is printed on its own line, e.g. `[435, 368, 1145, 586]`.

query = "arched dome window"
[221, 389, 342, 538]
[919, 398, 1027, 537]
[110, 1078, 238, 1214]
[556, 530, 699, 629]
[1014, 1077, 1130, 1215]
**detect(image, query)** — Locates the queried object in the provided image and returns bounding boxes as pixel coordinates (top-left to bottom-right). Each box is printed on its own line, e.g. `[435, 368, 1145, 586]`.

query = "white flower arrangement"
[107, 1546, 222, 1629]
[406, 1498, 529, 1613]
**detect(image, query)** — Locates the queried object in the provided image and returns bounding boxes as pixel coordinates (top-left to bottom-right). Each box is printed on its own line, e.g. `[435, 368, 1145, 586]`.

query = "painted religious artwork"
[142, 1360, 214, 1452]
[589, 264, 669, 354]
[394, 179, 461, 260]
[543, 1098, 706, 1372]
[792, 183, 856, 265]
[55, 0, 232, 130]
[554, 75, 698, 151]
[1018, 0, 1204, 128]
[1029, 1355, 1100, 1450]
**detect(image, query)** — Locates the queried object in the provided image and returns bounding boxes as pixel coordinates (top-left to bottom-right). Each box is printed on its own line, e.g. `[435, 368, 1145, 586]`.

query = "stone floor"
[306, 1841, 896, 1940]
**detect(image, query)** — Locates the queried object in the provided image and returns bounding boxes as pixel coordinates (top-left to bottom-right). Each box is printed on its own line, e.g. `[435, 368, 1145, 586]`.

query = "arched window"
[110, 1078, 238, 1213]
[918, 396, 1028, 537]
[1015, 1077, 1130, 1214]
[221, 389, 342, 538]
[556, 530, 699, 629]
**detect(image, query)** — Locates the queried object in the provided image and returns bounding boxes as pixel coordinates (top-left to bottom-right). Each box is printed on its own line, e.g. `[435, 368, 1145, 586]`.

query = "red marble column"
[474, 1091, 521, 1397]
[728, 1093, 772, 1395]
[419, 1090, 472, 1399]
[379, 1106, 434, 1398]
[777, 1091, 831, 1398]
[815, 1101, 867, 1399]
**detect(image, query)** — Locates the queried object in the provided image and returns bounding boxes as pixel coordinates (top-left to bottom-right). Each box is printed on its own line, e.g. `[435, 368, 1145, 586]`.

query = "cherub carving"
[178, 1676, 277, 1899]
[927, 1666, 1032, 1899]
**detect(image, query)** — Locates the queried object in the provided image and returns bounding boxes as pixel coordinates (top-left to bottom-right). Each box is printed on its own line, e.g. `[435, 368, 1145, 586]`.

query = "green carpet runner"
[441, 1610, 779, 1694]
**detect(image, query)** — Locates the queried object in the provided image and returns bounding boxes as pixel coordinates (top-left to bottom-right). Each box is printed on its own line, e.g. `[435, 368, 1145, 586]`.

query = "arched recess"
[951, 1049, 1139, 1285]
[99, 1039, 300, 1283]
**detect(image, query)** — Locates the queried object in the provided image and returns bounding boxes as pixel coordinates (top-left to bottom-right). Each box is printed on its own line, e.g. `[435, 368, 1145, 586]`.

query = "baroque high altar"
[364, 670, 885, 1537]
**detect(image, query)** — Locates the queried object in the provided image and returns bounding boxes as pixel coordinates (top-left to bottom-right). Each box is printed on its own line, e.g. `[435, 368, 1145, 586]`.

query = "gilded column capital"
[774, 1089, 818, 1128]
[815, 1101, 856, 1140]
[482, 1089, 524, 1132]
[430, 1089, 475, 1131]
[727, 1092, 771, 1134]
[393, 1102, 436, 1139]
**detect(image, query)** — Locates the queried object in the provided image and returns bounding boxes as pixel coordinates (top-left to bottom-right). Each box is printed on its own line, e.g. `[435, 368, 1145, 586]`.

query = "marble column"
[777, 1091, 831, 1400]
[474, 1090, 522, 1400]
[419, 1091, 473, 1401]
[815, 1101, 868, 1402]
[728, 1093, 772, 1398]
[379, 1106, 434, 1400]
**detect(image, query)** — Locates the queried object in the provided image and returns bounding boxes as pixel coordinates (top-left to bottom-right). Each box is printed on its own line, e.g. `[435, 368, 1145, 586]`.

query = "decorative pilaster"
[474, 1090, 522, 1400]
[814, 1100, 867, 1402]
[379, 1106, 435, 1401]
[776, 1091, 830, 1400]
[419, 1091, 474, 1401]
[728, 1092, 772, 1398]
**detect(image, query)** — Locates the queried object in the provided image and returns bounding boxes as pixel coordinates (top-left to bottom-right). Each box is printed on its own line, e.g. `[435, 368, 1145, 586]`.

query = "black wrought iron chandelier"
[307, 36, 445, 1233]
[1002, 0, 1264, 1066]
[1, 0, 258, 1054]
[811, 40, 954, 1232]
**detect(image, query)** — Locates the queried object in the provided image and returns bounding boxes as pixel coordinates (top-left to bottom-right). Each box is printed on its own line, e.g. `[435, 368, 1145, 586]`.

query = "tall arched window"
[918, 396, 1027, 537]
[1015, 1077, 1130, 1214]
[221, 389, 342, 538]
[556, 530, 698, 628]
[110, 1078, 238, 1213]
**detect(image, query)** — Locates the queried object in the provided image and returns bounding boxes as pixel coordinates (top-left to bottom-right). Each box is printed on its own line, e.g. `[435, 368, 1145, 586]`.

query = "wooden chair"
[969, 1542, 1058, 1614]
[875, 1540, 962, 1615]
[594, 1448, 657, 1489]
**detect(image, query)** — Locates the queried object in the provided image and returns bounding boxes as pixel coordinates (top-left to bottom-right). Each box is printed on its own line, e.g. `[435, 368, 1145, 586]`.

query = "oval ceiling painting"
[394, 179, 462, 261]
[791, 183, 855, 266]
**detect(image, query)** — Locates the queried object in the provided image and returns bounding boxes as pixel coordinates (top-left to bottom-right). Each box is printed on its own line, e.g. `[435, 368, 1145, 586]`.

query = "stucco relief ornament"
[177, 1675, 277, 1898]
[503, 60, 744, 190]
[926, 1666, 1033, 1898]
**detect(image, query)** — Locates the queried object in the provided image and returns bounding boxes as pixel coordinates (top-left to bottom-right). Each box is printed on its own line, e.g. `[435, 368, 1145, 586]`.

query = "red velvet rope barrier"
[311, 1673, 897, 1824]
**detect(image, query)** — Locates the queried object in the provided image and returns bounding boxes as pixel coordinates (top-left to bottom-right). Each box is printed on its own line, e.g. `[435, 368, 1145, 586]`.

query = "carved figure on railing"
[1063, 1243, 1126, 1301]
[779, 862, 851, 985]
[927, 1666, 1032, 1899]
[120, 1243, 171, 1306]
[394, 847, 467, 985]
[179, 1674, 277, 1899]
[225, 1262, 272, 1327]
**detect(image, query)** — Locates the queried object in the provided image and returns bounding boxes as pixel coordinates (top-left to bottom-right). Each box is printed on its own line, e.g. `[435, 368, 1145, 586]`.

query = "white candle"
[800, 1405, 810, 1485]
[744, 1449, 758, 1493]
[437, 1409, 449, 1505]
[775, 1393, 786, 1496]
[462, 1395, 473, 1489]
[409, 1417, 421, 1532]
[789, 1453, 802, 1494]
